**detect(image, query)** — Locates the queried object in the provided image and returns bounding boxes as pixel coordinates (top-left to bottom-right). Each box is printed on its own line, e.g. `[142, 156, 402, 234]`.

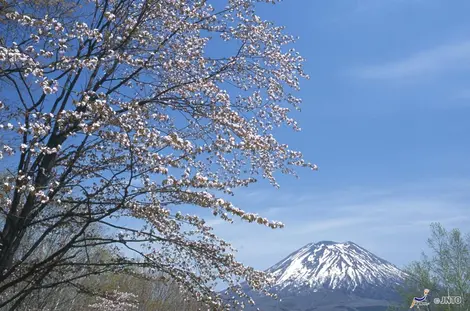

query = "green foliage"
[395, 223, 470, 311]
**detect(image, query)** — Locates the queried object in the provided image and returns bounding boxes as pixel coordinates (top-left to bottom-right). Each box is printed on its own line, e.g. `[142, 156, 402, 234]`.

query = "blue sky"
[206, 0, 470, 271]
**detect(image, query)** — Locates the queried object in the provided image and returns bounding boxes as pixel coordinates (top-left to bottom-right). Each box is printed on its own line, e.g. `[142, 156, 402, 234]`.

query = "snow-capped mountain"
[267, 240, 405, 298]
[244, 241, 407, 311]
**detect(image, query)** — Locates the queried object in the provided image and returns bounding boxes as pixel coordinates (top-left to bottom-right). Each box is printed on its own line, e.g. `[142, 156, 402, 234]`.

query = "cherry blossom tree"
[0, 0, 315, 309]
[89, 290, 139, 311]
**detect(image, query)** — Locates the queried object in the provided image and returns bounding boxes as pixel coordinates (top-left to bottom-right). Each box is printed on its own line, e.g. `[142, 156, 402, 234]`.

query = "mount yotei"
[244, 241, 407, 311]
[269, 241, 404, 299]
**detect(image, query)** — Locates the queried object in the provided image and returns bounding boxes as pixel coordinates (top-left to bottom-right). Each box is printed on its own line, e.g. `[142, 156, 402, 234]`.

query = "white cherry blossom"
[0, 0, 316, 309]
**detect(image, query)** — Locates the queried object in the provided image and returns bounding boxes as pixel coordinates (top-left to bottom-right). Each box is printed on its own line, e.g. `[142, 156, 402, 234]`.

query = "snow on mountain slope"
[266, 240, 406, 296]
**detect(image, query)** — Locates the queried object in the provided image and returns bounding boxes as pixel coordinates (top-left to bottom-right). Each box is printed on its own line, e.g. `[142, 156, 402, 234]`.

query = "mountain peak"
[308, 240, 358, 247]
[267, 240, 406, 299]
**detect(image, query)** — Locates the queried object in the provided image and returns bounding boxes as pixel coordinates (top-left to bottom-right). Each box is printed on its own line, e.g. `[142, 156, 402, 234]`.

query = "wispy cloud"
[452, 89, 470, 103]
[325, 0, 425, 26]
[351, 0, 423, 15]
[351, 40, 470, 80]
[211, 179, 470, 270]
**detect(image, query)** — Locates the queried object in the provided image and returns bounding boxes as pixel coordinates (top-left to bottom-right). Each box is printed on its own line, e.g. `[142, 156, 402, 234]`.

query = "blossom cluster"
[0, 0, 315, 309]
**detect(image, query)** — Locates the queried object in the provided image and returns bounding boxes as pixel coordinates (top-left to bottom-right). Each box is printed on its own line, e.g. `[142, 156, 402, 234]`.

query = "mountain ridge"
[243, 240, 407, 311]
[267, 240, 405, 298]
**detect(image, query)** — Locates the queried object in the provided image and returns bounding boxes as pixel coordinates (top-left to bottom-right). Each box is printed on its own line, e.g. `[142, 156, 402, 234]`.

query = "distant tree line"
[0, 222, 205, 311]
